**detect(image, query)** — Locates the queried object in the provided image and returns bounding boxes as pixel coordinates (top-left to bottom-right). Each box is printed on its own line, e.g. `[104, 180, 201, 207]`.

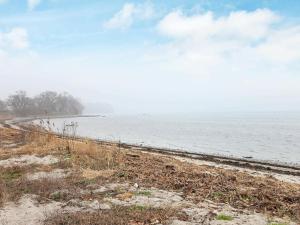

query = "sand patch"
[0, 155, 59, 168]
[26, 169, 71, 181]
[0, 195, 61, 225]
[178, 201, 297, 225]
[104, 184, 186, 208]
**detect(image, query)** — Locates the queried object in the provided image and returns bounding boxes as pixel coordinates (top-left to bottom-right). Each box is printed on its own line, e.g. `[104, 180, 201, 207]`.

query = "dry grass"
[0, 173, 85, 205]
[0, 126, 125, 207]
[0, 165, 39, 205]
[70, 141, 125, 170]
[81, 168, 116, 179]
[44, 206, 185, 225]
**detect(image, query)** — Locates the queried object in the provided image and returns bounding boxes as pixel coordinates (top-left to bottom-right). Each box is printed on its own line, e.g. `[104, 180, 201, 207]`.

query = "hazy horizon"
[1, 0, 300, 114]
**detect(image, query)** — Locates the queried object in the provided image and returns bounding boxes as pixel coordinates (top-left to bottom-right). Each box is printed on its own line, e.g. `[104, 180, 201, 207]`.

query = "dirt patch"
[0, 155, 59, 167]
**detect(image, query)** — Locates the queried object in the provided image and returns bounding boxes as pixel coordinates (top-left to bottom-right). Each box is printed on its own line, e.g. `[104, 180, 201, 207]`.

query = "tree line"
[0, 91, 84, 117]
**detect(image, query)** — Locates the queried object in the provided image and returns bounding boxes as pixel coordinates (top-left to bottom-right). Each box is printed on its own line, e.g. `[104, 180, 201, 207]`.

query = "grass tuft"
[216, 214, 234, 221]
[135, 191, 152, 196]
[0, 167, 23, 181]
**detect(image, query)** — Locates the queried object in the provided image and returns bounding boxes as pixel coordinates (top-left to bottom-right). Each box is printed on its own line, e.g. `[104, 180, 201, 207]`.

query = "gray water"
[40, 112, 300, 165]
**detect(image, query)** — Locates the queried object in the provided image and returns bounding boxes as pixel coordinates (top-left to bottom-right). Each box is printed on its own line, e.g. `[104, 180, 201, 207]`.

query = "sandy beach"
[0, 123, 299, 225]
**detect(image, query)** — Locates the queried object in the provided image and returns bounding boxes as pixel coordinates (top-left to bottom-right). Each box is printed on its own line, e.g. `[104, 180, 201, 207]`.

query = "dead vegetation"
[114, 152, 300, 221]
[44, 206, 184, 225]
[0, 126, 300, 224]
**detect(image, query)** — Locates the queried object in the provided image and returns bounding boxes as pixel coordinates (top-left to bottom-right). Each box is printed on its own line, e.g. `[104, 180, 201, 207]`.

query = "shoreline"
[2, 115, 300, 177]
[0, 120, 299, 224]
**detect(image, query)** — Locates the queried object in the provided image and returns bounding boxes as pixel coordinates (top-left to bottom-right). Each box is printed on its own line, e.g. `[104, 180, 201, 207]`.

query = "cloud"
[0, 27, 29, 50]
[158, 9, 279, 41]
[0, 0, 7, 4]
[28, 0, 41, 11]
[257, 26, 300, 63]
[103, 2, 154, 30]
[154, 8, 300, 76]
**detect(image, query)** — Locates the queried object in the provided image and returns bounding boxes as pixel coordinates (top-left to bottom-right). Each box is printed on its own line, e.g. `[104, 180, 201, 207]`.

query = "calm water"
[39, 112, 300, 165]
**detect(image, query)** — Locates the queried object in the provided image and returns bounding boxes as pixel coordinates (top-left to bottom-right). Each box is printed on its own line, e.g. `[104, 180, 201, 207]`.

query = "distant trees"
[1, 90, 84, 117]
[0, 99, 7, 111]
[34, 91, 84, 116]
[34, 91, 58, 115]
[7, 91, 35, 116]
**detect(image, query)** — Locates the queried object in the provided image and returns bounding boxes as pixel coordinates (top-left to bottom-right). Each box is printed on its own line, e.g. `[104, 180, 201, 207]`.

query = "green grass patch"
[216, 214, 233, 221]
[135, 191, 151, 196]
[212, 191, 224, 198]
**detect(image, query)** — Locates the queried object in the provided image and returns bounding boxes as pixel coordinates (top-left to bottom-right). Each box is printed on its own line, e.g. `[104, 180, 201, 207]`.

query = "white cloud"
[103, 2, 154, 30]
[0, 27, 29, 50]
[0, 0, 8, 4]
[28, 0, 41, 11]
[258, 26, 300, 63]
[155, 8, 300, 75]
[158, 9, 279, 41]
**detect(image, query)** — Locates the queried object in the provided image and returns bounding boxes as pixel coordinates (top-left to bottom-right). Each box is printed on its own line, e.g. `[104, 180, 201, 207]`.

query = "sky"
[0, 0, 300, 113]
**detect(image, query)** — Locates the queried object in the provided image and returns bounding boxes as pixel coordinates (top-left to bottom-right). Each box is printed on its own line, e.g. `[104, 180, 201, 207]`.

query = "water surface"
[39, 112, 300, 165]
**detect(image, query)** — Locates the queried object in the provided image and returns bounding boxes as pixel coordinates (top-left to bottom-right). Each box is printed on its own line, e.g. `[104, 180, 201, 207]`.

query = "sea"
[36, 112, 300, 165]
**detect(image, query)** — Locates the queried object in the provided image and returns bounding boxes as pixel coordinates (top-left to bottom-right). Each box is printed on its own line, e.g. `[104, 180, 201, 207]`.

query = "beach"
[0, 122, 299, 225]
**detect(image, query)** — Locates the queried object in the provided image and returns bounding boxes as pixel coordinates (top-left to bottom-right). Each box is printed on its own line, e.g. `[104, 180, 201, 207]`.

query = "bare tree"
[56, 92, 84, 115]
[34, 91, 59, 115]
[7, 91, 35, 116]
